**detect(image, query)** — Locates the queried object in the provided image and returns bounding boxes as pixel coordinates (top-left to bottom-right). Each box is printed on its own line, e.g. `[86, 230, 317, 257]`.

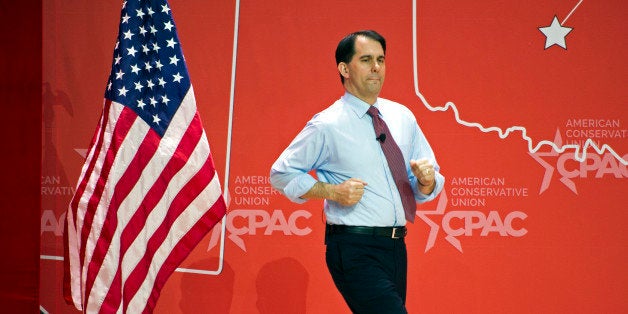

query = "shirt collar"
[342, 92, 380, 119]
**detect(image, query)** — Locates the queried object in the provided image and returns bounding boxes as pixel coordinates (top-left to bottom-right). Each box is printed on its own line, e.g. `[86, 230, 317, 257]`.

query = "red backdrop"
[40, 0, 627, 313]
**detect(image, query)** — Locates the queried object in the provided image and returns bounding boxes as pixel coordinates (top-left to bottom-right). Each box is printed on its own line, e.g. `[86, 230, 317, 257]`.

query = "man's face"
[340, 36, 386, 104]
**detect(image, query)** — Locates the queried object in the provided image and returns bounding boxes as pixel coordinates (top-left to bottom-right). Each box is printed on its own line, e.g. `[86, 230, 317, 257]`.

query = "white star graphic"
[166, 38, 177, 48]
[136, 8, 145, 19]
[169, 55, 180, 65]
[163, 21, 174, 31]
[118, 86, 128, 97]
[126, 46, 138, 57]
[152, 114, 161, 124]
[539, 16, 573, 50]
[123, 29, 134, 40]
[172, 72, 183, 83]
[115, 69, 125, 80]
[133, 81, 143, 91]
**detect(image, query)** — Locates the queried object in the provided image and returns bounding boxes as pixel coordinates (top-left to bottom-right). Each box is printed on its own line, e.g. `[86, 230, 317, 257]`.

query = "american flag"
[64, 0, 227, 312]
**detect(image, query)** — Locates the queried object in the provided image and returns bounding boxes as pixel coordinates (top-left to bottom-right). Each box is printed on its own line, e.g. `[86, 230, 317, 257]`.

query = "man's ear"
[338, 62, 349, 78]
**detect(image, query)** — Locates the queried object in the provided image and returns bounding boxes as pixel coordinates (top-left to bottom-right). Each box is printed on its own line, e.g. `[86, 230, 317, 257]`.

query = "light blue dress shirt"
[270, 92, 444, 227]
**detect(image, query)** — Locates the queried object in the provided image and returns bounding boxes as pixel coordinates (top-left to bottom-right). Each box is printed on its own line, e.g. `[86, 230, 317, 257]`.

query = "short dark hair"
[335, 30, 386, 83]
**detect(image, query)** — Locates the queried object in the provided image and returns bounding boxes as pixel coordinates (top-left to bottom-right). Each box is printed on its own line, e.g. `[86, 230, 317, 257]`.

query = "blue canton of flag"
[105, 0, 190, 137]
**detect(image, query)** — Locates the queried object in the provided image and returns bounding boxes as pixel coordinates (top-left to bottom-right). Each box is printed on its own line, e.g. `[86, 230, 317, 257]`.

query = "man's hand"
[301, 178, 367, 206]
[410, 158, 436, 194]
[330, 178, 368, 206]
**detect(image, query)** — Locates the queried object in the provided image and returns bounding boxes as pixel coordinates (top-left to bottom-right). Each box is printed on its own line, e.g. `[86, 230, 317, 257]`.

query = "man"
[270, 30, 444, 313]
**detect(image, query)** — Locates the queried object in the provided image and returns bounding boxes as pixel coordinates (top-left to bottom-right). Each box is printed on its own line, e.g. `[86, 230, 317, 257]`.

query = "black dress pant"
[325, 231, 408, 314]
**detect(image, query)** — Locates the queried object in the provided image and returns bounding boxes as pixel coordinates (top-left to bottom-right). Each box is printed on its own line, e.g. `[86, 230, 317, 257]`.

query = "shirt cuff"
[283, 174, 318, 204]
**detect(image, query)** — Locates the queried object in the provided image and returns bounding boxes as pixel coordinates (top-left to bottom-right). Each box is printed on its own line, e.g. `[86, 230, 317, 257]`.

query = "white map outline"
[411, 0, 627, 166]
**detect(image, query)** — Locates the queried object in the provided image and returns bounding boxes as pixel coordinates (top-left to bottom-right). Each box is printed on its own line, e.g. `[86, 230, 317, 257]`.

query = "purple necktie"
[367, 106, 416, 222]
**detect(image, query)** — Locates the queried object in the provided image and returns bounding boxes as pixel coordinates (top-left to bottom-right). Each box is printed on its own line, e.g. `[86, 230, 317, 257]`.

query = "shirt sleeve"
[409, 120, 445, 203]
[269, 121, 328, 204]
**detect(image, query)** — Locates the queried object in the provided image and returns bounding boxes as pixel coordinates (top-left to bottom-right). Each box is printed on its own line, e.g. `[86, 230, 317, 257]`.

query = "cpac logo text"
[530, 129, 628, 194]
[207, 209, 312, 252]
[417, 191, 527, 253]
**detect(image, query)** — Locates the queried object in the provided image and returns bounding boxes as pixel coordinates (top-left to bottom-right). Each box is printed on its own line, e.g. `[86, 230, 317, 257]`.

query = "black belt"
[326, 224, 407, 239]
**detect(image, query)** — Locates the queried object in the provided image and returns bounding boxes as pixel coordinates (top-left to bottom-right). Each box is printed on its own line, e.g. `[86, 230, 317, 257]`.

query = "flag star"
[166, 38, 177, 48]
[149, 96, 158, 106]
[169, 55, 180, 65]
[139, 25, 147, 36]
[155, 60, 164, 71]
[152, 42, 161, 52]
[161, 4, 171, 14]
[131, 64, 141, 74]
[126, 46, 138, 57]
[134, 81, 144, 91]
[114, 54, 122, 65]
[147, 7, 155, 16]
[137, 99, 146, 109]
[115, 69, 125, 80]
[162, 94, 170, 105]
[163, 21, 174, 31]
[152, 114, 161, 124]
[115, 41, 120, 50]
[144, 61, 153, 72]
[539, 16, 573, 50]
[172, 72, 183, 83]
[158, 77, 166, 87]
[142, 44, 150, 54]
[136, 8, 145, 19]
[107, 81, 112, 90]
[146, 79, 155, 89]
[150, 25, 158, 34]
[123, 29, 134, 40]
[122, 1, 127, 9]
[118, 86, 129, 96]
[121, 13, 130, 24]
